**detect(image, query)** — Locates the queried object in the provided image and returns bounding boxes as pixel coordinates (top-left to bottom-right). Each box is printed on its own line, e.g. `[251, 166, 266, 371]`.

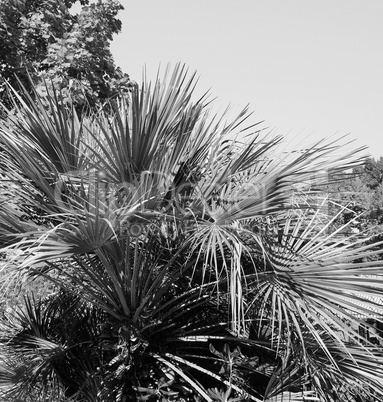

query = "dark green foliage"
[0, 0, 130, 110]
[328, 157, 383, 240]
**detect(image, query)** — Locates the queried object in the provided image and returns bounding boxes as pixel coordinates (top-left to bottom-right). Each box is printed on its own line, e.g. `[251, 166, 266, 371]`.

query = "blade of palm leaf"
[134, 263, 168, 312]
[335, 356, 383, 392]
[214, 228, 229, 280]
[194, 225, 242, 311]
[188, 225, 216, 284]
[270, 286, 292, 348]
[303, 282, 383, 309]
[27, 344, 97, 401]
[141, 297, 216, 336]
[131, 67, 195, 173]
[283, 211, 318, 251]
[5, 333, 67, 381]
[169, 295, 213, 324]
[293, 267, 383, 288]
[15, 168, 73, 222]
[131, 242, 143, 312]
[317, 344, 383, 389]
[297, 213, 365, 257]
[289, 279, 378, 318]
[151, 293, 210, 328]
[267, 207, 382, 271]
[121, 87, 177, 178]
[10, 81, 83, 172]
[270, 288, 277, 349]
[230, 246, 244, 334]
[59, 213, 114, 253]
[279, 298, 312, 363]
[302, 274, 383, 288]
[106, 113, 141, 181]
[306, 239, 383, 263]
[144, 296, 212, 336]
[130, 239, 141, 312]
[161, 353, 264, 402]
[281, 135, 366, 176]
[204, 134, 248, 189]
[141, 239, 182, 302]
[220, 105, 252, 135]
[95, 249, 130, 316]
[46, 87, 82, 170]
[265, 264, 383, 337]
[71, 107, 85, 168]
[71, 256, 126, 307]
[151, 276, 218, 321]
[28, 336, 95, 356]
[13, 360, 54, 395]
[295, 302, 370, 370]
[0, 138, 59, 207]
[214, 174, 292, 222]
[142, 298, 212, 336]
[293, 299, 351, 370]
[277, 140, 364, 189]
[115, 109, 142, 180]
[4, 225, 72, 265]
[222, 133, 281, 180]
[197, 131, 276, 203]
[154, 80, 187, 130]
[191, 110, 221, 149]
[118, 238, 131, 295]
[281, 214, 293, 248]
[303, 306, 362, 358]
[84, 120, 129, 182]
[112, 100, 131, 156]
[307, 287, 383, 322]
[280, 301, 293, 353]
[291, 207, 328, 248]
[6, 86, 62, 162]
[94, 110, 139, 180]
[174, 336, 275, 358]
[150, 353, 214, 402]
[0, 208, 39, 238]
[276, 291, 284, 354]
[159, 64, 198, 116]
[174, 320, 228, 337]
[193, 223, 230, 265]
[343, 373, 383, 398]
[195, 126, 233, 186]
[65, 275, 122, 317]
[134, 253, 197, 322]
[158, 107, 206, 178]
[131, 84, 146, 167]
[265, 362, 308, 399]
[309, 302, 378, 350]
[43, 259, 124, 319]
[290, 256, 383, 275]
[251, 284, 273, 338]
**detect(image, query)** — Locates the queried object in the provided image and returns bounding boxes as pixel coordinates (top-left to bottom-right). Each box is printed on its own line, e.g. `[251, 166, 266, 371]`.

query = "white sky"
[111, 0, 383, 158]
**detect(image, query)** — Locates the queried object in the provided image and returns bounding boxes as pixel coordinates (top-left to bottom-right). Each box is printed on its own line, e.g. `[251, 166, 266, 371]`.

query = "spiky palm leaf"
[1, 64, 383, 401]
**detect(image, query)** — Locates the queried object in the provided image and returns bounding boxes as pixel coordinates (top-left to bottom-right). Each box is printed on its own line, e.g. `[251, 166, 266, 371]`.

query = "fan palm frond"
[1, 64, 383, 401]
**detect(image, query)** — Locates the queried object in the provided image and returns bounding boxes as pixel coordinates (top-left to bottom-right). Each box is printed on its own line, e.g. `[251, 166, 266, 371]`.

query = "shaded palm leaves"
[0, 64, 383, 401]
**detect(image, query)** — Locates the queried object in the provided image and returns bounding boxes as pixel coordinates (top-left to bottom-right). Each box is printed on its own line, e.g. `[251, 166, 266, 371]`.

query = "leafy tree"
[0, 0, 130, 110]
[358, 157, 383, 190]
[1, 65, 383, 401]
[327, 157, 383, 239]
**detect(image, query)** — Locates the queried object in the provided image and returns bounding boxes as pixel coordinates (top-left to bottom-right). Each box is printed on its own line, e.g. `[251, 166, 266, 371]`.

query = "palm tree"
[0, 64, 383, 401]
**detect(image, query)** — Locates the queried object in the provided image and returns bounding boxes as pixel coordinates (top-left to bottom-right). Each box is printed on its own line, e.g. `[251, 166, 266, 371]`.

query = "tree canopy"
[328, 157, 383, 238]
[0, 0, 130, 109]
